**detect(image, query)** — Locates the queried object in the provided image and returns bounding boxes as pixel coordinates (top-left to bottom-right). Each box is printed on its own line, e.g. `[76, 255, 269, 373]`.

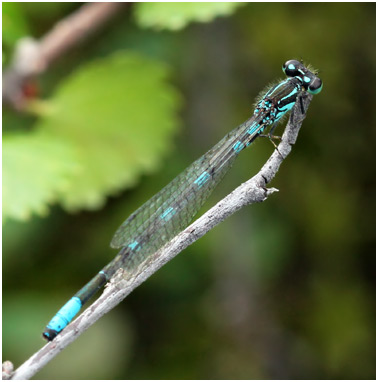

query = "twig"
[9, 94, 313, 379]
[5, 93, 313, 380]
[2, 2, 127, 109]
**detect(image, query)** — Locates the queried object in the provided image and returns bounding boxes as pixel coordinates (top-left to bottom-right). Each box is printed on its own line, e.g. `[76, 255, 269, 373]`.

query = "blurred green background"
[2, 2, 375, 380]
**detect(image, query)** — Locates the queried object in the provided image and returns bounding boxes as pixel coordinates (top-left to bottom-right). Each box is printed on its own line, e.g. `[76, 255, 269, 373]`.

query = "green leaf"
[36, 52, 181, 211]
[134, 2, 246, 31]
[2, 3, 29, 47]
[3, 134, 79, 221]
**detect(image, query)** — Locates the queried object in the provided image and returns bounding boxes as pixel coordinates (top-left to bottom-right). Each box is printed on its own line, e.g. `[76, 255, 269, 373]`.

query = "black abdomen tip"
[42, 328, 58, 341]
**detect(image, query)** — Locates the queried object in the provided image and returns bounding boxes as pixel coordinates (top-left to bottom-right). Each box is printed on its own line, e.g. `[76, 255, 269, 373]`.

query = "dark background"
[3, 3, 375, 379]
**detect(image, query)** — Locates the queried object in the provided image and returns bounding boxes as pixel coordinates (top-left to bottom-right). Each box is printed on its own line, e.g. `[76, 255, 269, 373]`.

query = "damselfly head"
[283, 59, 322, 95]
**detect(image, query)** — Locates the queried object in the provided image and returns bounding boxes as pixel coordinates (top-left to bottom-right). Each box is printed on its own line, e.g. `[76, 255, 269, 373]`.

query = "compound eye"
[282, 60, 301, 77]
[308, 77, 323, 94]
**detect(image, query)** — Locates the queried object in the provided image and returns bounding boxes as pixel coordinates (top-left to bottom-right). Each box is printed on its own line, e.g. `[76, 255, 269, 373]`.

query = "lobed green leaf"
[36, 52, 181, 211]
[3, 134, 79, 221]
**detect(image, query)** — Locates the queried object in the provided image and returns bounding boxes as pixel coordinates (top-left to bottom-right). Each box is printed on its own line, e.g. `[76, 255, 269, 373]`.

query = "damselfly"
[43, 59, 322, 341]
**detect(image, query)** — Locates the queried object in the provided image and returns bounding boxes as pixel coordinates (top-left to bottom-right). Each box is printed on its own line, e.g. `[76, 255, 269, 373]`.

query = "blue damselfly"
[43, 59, 322, 341]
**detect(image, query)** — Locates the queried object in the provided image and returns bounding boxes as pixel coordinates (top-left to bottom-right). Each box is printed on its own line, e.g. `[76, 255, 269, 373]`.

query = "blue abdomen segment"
[160, 207, 176, 221]
[233, 141, 245, 153]
[194, 171, 210, 188]
[43, 297, 82, 340]
[43, 271, 108, 341]
[247, 122, 261, 136]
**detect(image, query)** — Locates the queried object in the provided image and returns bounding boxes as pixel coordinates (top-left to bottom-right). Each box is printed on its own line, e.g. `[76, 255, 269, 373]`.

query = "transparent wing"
[110, 124, 248, 268]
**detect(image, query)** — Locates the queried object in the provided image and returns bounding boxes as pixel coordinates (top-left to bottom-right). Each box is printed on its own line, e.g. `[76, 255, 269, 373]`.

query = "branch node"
[265, 187, 279, 197]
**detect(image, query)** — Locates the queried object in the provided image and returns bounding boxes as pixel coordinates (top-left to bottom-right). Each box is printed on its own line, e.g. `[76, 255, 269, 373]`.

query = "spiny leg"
[260, 121, 284, 158]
